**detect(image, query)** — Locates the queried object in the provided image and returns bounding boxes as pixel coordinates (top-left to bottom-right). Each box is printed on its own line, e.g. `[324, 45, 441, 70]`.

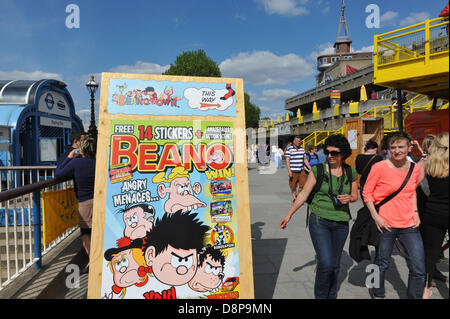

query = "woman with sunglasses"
[280, 134, 358, 299]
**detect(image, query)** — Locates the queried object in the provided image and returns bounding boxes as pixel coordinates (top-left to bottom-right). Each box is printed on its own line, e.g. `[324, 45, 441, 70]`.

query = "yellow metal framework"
[300, 94, 449, 147]
[359, 95, 448, 129]
[374, 17, 449, 99]
[302, 127, 344, 148]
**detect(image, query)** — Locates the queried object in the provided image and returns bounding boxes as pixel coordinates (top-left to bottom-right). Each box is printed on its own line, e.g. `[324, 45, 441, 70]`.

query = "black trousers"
[420, 213, 448, 287]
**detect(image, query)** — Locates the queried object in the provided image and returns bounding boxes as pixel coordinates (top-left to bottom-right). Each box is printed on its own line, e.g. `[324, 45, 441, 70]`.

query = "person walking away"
[421, 132, 449, 298]
[378, 134, 392, 160]
[280, 134, 358, 299]
[355, 140, 383, 201]
[276, 146, 284, 169]
[363, 132, 425, 299]
[316, 143, 327, 164]
[306, 146, 320, 168]
[56, 137, 97, 273]
[271, 144, 278, 164]
[285, 136, 311, 201]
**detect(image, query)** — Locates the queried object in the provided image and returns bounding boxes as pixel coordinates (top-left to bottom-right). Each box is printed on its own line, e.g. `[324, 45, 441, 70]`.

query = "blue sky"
[0, 0, 447, 125]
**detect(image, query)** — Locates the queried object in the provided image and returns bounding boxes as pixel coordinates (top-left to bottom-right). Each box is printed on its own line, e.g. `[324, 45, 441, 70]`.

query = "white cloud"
[308, 42, 335, 60]
[256, 0, 309, 16]
[109, 61, 170, 74]
[255, 88, 298, 102]
[235, 13, 247, 21]
[75, 108, 91, 122]
[77, 61, 170, 91]
[219, 51, 314, 86]
[321, 6, 330, 14]
[380, 10, 399, 27]
[259, 105, 289, 119]
[355, 45, 374, 53]
[399, 12, 430, 26]
[0, 70, 63, 81]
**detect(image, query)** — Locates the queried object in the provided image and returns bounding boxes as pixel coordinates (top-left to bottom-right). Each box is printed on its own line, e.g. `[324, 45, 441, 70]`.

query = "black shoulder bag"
[374, 162, 415, 212]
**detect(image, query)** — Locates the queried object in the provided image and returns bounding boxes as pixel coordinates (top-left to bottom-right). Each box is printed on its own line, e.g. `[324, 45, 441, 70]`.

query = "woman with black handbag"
[363, 132, 424, 299]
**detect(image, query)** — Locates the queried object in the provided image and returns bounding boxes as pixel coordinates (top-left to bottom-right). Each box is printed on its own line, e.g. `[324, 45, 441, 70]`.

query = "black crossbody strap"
[328, 162, 348, 196]
[376, 162, 415, 210]
[361, 154, 377, 177]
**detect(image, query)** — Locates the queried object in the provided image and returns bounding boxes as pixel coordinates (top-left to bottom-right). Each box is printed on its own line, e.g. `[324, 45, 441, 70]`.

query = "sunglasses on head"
[324, 150, 341, 156]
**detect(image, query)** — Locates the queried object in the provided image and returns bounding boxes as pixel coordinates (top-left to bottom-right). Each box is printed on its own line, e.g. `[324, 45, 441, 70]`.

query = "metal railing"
[359, 96, 447, 128]
[375, 17, 449, 67]
[298, 93, 447, 148]
[302, 127, 344, 148]
[0, 166, 76, 290]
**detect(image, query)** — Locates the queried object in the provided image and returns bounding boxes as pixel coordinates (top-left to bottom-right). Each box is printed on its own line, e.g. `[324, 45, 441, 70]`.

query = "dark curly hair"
[364, 140, 379, 152]
[324, 134, 352, 159]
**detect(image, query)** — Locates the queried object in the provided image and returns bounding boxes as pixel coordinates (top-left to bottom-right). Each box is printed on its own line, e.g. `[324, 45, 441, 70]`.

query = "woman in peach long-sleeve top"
[363, 131, 425, 299]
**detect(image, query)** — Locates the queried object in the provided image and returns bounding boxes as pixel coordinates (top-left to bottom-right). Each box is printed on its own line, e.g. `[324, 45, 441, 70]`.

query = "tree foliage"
[163, 49, 222, 77]
[244, 93, 261, 128]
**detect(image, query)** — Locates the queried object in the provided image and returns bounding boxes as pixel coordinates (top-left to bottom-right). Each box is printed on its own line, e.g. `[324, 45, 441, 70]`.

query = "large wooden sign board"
[87, 73, 254, 299]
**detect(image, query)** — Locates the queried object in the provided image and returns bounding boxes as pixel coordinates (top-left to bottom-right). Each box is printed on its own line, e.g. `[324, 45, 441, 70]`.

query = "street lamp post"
[86, 75, 99, 139]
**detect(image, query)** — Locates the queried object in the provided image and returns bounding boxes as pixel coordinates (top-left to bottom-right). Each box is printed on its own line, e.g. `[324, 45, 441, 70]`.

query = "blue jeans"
[373, 227, 425, 299]
[308, 213, 349, 299]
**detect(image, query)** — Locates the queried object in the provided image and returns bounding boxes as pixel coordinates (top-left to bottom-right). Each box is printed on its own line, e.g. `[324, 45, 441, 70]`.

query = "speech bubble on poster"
[87, 73, 253, 300]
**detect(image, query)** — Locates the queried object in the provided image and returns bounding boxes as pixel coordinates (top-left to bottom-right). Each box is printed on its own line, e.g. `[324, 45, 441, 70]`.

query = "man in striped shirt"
[285, 136, 311, 201]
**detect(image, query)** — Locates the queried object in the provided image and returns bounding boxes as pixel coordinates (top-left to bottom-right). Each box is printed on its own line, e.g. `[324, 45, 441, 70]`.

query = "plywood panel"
[344, 118, 362, 168]
[87, 73, 253, 299]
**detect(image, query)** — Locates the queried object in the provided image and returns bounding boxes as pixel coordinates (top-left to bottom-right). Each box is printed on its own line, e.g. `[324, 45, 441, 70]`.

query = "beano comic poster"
[88, 73, 253, 299]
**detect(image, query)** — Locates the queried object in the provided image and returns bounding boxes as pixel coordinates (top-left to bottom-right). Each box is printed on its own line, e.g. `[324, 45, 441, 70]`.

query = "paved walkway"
[5, 163, 448, 299]
[249, 163, 448, 299]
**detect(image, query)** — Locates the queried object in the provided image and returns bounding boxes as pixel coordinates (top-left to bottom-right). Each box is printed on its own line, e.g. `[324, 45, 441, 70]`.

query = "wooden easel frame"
[87, 73, 254, 299]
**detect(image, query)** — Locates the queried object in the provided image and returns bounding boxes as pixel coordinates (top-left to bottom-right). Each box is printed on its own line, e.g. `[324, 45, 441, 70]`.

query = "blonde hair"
[421, 134, 435, 155]
[80, 137, 96, 158]
[426, 132, 449, 178]
[152, 166, 190, 183]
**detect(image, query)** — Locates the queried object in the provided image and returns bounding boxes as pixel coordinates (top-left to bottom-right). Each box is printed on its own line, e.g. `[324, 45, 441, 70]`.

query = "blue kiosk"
[0, 79, 84, 167]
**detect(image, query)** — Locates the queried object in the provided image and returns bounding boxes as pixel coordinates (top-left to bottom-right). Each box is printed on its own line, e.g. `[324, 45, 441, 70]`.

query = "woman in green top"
[280, 134, 358, 299]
